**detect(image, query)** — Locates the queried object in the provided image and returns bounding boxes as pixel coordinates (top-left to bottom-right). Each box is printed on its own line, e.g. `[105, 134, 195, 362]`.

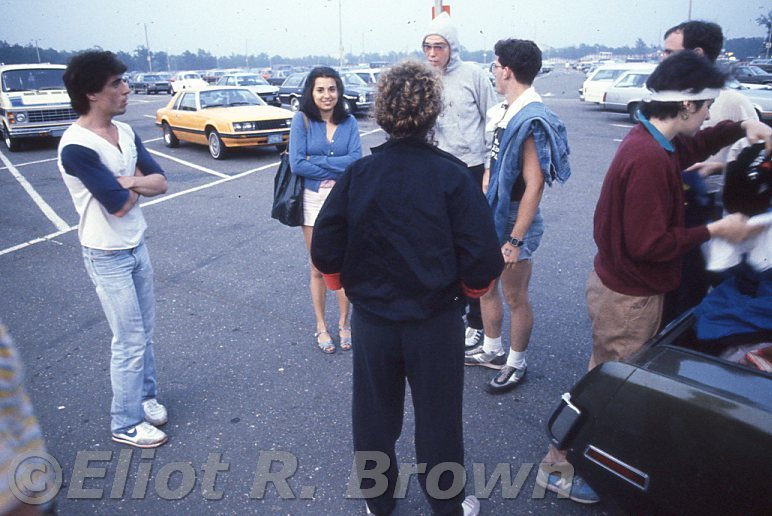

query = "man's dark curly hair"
[374, 61, 442, 141]
[494, 38, 542, 85]
[63, 50, 127, 115]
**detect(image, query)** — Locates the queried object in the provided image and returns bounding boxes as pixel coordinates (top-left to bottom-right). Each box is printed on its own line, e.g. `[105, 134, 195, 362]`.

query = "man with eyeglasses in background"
[660, 20, 760, 326]
[422, 12, 497, 350]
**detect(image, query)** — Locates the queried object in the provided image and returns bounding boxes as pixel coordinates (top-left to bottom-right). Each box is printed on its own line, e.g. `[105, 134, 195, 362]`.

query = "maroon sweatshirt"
[593, 120, 744, 296]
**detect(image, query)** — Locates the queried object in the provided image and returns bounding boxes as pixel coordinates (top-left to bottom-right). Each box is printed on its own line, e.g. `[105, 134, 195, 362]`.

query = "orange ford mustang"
[155, 86, 293, 159]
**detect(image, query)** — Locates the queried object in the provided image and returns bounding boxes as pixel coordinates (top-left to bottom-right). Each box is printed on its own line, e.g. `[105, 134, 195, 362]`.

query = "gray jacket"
[424, 13, 497, 168]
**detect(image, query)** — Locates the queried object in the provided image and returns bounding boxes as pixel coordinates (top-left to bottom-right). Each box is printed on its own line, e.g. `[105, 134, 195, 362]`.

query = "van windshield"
[1, 69, 66, 92]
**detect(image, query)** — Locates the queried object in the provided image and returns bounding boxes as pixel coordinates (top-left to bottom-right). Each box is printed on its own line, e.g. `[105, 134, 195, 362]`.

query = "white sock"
[507, 350, 527, 369]
[482, 336, 503, 354]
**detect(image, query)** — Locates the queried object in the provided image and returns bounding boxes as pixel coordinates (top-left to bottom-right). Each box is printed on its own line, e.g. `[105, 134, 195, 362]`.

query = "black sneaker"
[486, 364, 526, 393]
[464, 327, 484, 350]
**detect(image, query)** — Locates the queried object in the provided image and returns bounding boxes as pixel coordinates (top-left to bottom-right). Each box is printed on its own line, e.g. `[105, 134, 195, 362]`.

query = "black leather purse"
[271, 152, 304, 227]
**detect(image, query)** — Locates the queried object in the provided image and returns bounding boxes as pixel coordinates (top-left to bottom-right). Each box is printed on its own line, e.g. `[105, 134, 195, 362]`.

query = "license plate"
[267, 134, 283, 144]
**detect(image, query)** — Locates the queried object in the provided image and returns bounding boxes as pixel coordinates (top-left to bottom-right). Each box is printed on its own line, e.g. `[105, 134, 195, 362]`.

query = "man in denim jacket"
[465, 39, 571, 397]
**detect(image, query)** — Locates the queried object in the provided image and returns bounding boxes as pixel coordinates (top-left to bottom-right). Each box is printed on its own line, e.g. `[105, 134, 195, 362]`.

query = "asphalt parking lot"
[0, 69, 640, 514]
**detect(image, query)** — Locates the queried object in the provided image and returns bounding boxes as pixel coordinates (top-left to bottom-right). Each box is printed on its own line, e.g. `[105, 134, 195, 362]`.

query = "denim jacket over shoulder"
[486, 102, 571, 244]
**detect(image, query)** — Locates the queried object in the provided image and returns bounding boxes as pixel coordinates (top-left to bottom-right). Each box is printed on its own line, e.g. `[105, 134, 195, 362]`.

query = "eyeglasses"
[489, 62, 503, 73]
[422, 43, 448, 53]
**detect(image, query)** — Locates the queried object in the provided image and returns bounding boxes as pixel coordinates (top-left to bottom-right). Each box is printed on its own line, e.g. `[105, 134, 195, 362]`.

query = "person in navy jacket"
[311, 61, 503, 516]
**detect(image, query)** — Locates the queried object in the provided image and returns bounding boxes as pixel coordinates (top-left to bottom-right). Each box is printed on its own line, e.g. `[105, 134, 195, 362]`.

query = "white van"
[1, 63, 77, 151]
[581, 62, 655, 104]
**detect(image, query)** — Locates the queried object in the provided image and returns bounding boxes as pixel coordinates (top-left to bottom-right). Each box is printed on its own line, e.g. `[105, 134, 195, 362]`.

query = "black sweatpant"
[465, 164, 485, 331]
[351, 306, 466, 516]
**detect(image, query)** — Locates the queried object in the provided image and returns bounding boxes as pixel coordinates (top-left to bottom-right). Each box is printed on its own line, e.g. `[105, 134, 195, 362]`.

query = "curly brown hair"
[374, 61, 443, 141]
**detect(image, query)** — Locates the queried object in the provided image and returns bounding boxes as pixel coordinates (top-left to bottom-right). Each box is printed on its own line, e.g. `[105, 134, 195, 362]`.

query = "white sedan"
[171, 71, 208, 94]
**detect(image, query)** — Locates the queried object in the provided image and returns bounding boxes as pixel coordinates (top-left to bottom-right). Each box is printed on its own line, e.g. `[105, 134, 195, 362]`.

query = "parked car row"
[598, 66, 772, 124]
[216, 73, 281, 106]
[277, 70, 374, 114]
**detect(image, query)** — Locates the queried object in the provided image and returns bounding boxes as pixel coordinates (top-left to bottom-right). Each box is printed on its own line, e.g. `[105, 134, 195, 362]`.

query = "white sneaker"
[112, 421, 168, 448]
[462, 495, 480, 516]
[464, 327, 484, 350]
[142, 399, 168, 426]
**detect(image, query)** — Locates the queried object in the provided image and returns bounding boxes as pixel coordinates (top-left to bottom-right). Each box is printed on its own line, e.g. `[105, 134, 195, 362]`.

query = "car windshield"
[1, 69, 65, 92]
[239, 75, 269, 86]
[356, 72, 379, 84]
[144, 75, 161, 81]
[748, 66, 767, 75]
[615, 73, 649, 88]
[343, 73, 367, 87]
[199, 89, 263, 108]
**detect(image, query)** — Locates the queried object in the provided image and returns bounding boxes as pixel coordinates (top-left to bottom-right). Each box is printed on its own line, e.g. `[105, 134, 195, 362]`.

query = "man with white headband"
[539, 51, 772, 504]
[588, 50, 770, 368]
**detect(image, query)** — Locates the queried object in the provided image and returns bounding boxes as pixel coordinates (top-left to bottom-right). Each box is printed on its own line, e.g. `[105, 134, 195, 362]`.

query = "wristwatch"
[506, 236, 524, 248]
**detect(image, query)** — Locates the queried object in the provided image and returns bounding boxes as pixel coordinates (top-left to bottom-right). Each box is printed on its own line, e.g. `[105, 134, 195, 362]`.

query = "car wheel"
[290, 97, 300, 112]
[275, 144, 287, 152]
[2, 124, 20, 152]
[162, 122, 179, 148]
[628, 103, 640, 122]
[207, 129, 228, 160]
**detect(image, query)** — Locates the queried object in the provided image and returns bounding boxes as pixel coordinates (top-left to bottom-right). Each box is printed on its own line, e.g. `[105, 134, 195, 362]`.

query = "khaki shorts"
[586, 270, 664, 371]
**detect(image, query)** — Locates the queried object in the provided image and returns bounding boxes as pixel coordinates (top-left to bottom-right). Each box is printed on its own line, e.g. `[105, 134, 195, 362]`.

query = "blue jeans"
[82, 241, 158, 433]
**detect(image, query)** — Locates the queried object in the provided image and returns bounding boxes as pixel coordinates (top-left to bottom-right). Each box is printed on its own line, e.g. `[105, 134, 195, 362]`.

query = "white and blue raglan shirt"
[57, 121, 165, 250]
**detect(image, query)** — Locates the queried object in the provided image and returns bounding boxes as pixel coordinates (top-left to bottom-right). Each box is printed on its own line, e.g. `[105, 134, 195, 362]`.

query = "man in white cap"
[422, 12, 497, 348]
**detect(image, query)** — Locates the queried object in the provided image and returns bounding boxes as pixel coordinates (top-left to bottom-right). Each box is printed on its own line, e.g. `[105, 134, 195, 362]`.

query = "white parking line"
[0, 127, 385, 257]
[0, 149, 69, 231]
[147, 149, 229, 178]
[0, 157, 57, 170]
[611, 123, 634, 129]
[0, 160, 279, 257]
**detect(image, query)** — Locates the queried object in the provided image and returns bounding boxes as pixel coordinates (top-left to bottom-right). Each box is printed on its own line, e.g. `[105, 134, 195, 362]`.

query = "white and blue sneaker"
[464, 345, 506, 370]
[112, 421, 167, 448]
[535, 466, 600, 504]
[464, 327, 484, 350]
[142, 398, 168, 426]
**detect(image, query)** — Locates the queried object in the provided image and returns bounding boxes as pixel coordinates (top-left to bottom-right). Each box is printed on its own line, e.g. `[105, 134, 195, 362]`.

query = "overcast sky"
[4, 0, 768, 58]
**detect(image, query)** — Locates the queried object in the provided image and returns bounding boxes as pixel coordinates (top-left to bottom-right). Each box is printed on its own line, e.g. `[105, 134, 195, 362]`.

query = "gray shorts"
[504, 201, 544, 261]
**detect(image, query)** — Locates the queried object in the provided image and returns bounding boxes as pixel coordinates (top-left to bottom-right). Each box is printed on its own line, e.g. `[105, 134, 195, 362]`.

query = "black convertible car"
[547, 308, 770, 515]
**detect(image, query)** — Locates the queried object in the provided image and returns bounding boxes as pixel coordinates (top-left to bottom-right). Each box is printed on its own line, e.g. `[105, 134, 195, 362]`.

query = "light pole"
[139, 22, 153, 72]
[338, 0, 344, 68]
[31, 39, 41, 63]
[480, 30, 487, 65]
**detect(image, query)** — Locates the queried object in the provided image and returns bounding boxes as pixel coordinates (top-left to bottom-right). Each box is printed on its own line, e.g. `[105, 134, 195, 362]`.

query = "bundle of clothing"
[696, 143, 771, 351]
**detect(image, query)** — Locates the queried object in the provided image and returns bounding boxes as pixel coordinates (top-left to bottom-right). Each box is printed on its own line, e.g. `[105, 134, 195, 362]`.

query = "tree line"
[0, 37, 767, 72]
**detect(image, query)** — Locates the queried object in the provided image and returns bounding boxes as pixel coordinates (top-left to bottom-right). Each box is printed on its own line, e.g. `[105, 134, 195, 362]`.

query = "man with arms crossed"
[59, 51, 169, 448]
